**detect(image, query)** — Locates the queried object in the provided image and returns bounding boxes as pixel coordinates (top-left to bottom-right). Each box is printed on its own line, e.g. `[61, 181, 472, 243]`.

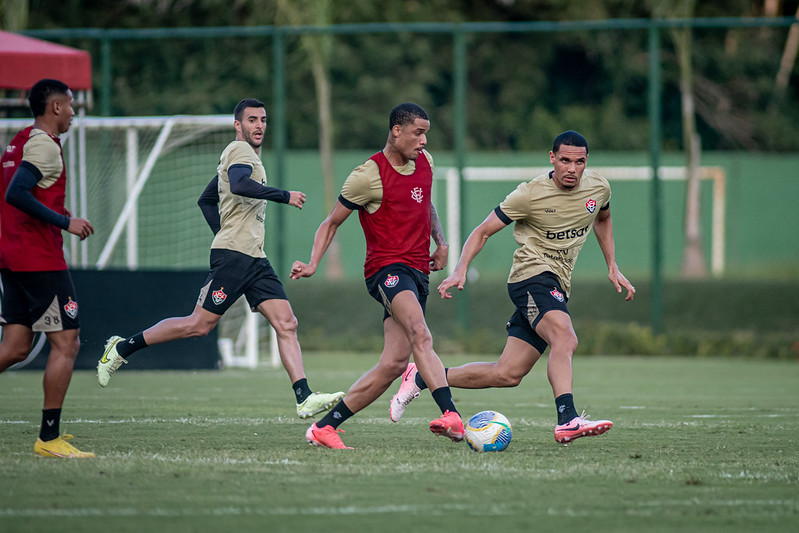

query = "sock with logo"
[39, 408, 61, 441]
[116, 332, 147, 358]
[414, 368, 448, 391]
[555, 393, 578, 425]
[431, 386, 458, 414]
[317, 400, 353, 430]
[293, 378, 312, 404]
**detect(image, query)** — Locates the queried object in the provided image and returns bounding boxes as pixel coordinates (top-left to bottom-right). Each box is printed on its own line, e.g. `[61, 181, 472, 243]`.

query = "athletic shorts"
[197, 249, 287, 315]
[505, 271, 569, 354]
[365, 263, 429, 320]
[0, 269, 80, 331]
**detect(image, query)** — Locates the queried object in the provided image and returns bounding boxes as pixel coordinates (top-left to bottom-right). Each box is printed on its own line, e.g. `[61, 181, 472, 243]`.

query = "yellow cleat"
[97, 335, 128, 387]
[296, 391, 345, 419]
[34, 434, 95, 458]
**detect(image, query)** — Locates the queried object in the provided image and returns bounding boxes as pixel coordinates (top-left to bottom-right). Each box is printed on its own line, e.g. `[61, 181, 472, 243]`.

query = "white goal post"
[437, 166, 726, 277]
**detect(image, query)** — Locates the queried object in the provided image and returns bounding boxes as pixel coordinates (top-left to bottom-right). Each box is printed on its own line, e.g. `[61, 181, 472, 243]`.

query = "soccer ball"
[464, 410, 512, 452]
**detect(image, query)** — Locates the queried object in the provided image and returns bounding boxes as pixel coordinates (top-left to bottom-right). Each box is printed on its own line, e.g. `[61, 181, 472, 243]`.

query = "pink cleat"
[389, 363, 421, 422]
[429, 410, 465, 442]
[305, 423, 353, 450]
[554, 412, 613, 444]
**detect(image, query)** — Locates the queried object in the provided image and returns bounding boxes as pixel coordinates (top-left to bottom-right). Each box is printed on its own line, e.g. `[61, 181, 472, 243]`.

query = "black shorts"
[365, 263, 429, 320]
[505, 271, 569, 354]
[0, 269, 80, 331]
[197, 249, 287, 315]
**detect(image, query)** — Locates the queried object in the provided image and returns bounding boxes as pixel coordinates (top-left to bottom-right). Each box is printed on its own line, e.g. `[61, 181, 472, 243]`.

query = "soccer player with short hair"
[389, 130, 636, 444]
[0, 78, 96, 458]
[291, 102, 463, 449]
[96, 98, 344, 419]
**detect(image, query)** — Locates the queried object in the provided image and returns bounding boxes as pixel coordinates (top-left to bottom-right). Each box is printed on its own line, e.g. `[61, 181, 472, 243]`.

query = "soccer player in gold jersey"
[96, 99, 344, 419]
[389, 130, 636, 444]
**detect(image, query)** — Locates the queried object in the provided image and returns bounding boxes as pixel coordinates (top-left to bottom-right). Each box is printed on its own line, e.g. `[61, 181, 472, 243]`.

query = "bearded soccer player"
[96, 98, 344, 419]
[0, 79, 96, 458]
[389, 130, 636, 444]
[291, 102, 462, 449]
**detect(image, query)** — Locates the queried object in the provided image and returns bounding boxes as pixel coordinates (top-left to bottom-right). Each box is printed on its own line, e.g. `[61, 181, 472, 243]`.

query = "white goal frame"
[437, 166, 726, 277]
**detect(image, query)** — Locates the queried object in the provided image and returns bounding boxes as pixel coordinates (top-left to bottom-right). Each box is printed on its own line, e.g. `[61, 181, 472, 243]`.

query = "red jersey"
[359, 151, 432, 278]
[0, 126, 68, 271]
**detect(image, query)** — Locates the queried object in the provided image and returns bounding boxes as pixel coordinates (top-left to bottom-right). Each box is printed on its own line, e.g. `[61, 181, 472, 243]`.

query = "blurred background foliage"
[3, 0, 798, 152]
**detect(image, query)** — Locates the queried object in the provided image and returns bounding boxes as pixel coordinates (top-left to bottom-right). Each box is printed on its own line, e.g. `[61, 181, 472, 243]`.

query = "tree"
[659, 0, 707, 278]
[276, 0, 343, 278]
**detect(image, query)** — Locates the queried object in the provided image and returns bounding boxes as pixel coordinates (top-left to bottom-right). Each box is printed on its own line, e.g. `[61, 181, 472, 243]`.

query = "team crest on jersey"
[585, 198, 597, 213]
[63, 298, 78, 319]
[384, 274, 399, 288]
[411, 187, 424, 203]
[550, 288, 565, 302]
[212, 287, 227, 305]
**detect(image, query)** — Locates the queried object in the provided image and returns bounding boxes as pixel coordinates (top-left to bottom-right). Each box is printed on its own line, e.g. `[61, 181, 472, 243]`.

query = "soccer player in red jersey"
[291, 103, 463, 449]
[0, 79, 95, 458]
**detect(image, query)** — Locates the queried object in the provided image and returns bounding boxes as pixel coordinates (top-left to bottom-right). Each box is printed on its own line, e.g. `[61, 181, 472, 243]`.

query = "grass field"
[1, 353, 797, 532]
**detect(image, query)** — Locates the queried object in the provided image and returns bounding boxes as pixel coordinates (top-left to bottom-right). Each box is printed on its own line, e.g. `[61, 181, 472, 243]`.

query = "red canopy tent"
[0, 30, 92, 91]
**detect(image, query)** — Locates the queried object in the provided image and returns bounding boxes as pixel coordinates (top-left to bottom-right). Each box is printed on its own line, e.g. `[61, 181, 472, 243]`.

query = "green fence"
[13, 17, 799, 334]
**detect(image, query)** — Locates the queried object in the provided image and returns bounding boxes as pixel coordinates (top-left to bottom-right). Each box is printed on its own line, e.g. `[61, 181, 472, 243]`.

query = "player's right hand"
[67, 217, 94, 240]
[290, 260, 316, 279]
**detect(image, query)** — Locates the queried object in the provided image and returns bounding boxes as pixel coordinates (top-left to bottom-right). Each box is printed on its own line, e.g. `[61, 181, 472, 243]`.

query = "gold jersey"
[23, 129, 63, 188]
[340, 150, 434, 212]
[211, 140, 268, 258]
[498, 169, 611, 297]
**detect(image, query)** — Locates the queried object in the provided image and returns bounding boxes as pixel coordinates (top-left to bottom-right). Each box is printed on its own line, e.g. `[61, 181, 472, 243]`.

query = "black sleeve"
[338, 194, 361, 210]
[228, 164, 290, 203]
[197, 175, 221, 235]
[493, 205, 513, 225]
[5, 161, 70, 230]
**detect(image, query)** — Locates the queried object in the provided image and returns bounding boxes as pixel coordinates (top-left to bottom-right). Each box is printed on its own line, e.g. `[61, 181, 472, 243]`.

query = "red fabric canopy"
[0, 30, 92, 91]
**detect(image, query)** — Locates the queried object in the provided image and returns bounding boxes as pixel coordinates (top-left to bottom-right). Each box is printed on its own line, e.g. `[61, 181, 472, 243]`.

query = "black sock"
[116, 332, 147, 358]
[431, 386, 457, 415]
[317, 400, 353, 430]
[555, 393, 578, 425]
[293, 378, 312, 403]
[40, 408, 61, 441]
[414, 368, 447, 391]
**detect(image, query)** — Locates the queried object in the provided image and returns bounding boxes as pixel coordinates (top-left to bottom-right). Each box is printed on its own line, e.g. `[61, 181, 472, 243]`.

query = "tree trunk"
[772, 5, 799, 107]
[669, 1, 707, 278]
[276, 0, 342, 279]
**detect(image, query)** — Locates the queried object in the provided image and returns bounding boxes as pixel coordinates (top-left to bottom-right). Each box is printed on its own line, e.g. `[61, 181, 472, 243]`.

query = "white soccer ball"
[464, 410, 512, 452]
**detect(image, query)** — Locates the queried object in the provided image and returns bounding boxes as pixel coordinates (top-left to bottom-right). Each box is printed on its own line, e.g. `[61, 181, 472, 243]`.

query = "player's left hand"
[288, 191, 306, 209]
[429, 244, 448, 271]
[609, 267, 635, 301]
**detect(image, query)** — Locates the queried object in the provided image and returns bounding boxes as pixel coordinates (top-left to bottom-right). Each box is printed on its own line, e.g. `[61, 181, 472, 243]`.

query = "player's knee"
[186, 318, 216, 337]
[272, 314, 299, 337]
[407, 321, 432, 348]
[4, 348, 29, 365]
[496, 372, 524, 388]
[551, 332, 578, 355]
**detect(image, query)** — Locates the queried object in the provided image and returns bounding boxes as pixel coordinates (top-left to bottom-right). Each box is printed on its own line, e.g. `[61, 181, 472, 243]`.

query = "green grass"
[1, 353, 797, 532]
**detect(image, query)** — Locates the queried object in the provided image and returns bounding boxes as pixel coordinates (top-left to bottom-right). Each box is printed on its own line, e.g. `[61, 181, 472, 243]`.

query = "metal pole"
[648, 23, 663, 334]
[101, 36, 112, 116]
[453, 26, 469, 330]
[272, 29, 287, 277]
